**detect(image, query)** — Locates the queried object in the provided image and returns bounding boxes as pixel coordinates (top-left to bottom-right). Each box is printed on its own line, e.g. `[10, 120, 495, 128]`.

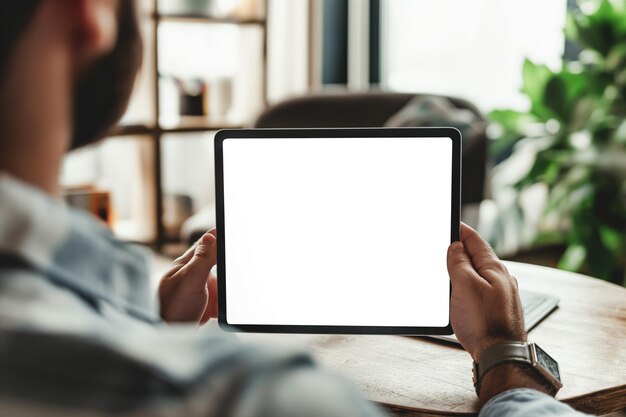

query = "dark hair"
[0, 0, 143, 149]
[0, 1, 41, 78]
[72, 0, 143, 148]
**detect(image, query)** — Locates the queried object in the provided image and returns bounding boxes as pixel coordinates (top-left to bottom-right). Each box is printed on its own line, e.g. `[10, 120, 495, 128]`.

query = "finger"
[175, 232, 217, 290]
[460, 223, 506, 282]
[460, 223, 494, 259]
[447, 241, 490, 286]
[511, 275, 519, 290]
[200, 273, 218, 324]
[174, 238, 202, 267]
[160, 238, 202, 280]
[168, 228, 216, 274]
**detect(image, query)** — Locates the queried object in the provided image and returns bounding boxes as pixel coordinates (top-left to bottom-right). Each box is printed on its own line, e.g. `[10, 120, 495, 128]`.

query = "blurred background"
[61, 0, 626, 286]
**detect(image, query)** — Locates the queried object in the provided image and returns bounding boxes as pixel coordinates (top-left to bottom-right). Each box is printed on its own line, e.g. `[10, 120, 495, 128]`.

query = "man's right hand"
[448, 224, 558, 403]
[447, 223, 526, 361]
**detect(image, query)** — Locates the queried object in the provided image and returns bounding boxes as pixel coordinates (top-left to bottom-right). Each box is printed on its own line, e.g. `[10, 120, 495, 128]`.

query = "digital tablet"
[215, 128, 461, 335]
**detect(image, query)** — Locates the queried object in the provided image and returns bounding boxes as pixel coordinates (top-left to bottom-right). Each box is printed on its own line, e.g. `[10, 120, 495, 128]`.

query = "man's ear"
[73, 0, 118, 67]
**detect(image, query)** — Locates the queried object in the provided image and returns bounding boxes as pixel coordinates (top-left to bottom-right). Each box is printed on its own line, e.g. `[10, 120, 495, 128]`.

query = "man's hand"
[448, 224, 556, 403]
[447, 223, 526, 361]
[159, 229, 218, 324]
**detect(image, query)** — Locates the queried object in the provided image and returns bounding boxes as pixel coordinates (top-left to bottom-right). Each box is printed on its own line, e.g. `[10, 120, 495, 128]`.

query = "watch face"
[535, 344, 561, 381]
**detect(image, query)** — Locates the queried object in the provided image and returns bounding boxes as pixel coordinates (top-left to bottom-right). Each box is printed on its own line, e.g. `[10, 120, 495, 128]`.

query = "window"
[382, 0, 567, 112]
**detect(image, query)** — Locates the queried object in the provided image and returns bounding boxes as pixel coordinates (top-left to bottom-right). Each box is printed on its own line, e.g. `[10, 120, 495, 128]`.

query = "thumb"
[175, 232, 217, 290]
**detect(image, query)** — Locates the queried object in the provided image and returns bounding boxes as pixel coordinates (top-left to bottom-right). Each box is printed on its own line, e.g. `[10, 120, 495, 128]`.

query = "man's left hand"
[159, 229, 218, 324]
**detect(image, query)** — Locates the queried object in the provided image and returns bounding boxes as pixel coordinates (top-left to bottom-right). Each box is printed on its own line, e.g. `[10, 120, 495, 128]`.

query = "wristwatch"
[473, 341, 563, 396]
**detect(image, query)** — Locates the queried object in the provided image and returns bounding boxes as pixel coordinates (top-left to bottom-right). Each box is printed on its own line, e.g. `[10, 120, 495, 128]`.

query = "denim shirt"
[0, 173, 590, 417]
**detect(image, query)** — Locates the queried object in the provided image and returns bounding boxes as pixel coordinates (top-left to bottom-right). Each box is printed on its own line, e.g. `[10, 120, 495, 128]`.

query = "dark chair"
[255, 91, 488, 206]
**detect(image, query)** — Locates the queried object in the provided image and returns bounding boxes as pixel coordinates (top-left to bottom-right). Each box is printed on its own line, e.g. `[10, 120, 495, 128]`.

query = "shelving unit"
[153, 13, 266, 25]
[108, 0, 268, 248]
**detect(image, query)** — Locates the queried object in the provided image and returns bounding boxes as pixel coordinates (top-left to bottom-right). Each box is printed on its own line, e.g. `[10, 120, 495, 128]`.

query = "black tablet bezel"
[215, 128, 461, 335]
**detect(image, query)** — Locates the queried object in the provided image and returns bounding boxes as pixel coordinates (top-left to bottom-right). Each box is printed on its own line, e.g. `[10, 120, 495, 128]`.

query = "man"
[0, 1, 589, 416]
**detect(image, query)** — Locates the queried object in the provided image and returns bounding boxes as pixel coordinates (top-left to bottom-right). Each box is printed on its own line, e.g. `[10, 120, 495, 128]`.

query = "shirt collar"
[0, 173, 158, 323]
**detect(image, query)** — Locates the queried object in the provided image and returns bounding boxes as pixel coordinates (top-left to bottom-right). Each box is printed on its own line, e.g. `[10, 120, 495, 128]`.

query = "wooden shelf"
[121, 0, 269, 249]
[162, 124, 244, 134]
[154, 13, 266, 26]
[107, 123, 244, 138]
[107, 124, 155, 137]
[160, 115, 244, 132]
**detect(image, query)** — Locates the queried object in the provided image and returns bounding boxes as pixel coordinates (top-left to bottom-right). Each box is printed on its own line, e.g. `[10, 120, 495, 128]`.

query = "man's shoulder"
[0, 264, 101, 330]
[0, 319, 317, 416]
[0, 267, 314, 415]
[0, 270, 375, 417]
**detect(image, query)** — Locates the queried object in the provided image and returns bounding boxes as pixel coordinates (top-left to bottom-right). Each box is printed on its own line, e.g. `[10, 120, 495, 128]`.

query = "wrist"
[478, 362, 557, 405]
[473, 336, 527, 362]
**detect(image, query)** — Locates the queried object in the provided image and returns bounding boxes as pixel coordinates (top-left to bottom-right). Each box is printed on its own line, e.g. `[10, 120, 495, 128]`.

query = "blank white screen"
[222, 137, 452, 327]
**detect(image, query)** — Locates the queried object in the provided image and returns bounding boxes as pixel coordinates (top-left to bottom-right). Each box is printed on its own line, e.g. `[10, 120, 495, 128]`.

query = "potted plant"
[490, 0, 626, 284]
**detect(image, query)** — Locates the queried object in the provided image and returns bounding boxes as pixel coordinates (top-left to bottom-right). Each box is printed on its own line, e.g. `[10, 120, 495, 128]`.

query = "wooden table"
[242, 261, 626, 416]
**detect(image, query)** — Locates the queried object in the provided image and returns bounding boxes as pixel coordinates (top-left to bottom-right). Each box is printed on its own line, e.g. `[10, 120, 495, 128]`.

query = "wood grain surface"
[241, 261, 626, 416]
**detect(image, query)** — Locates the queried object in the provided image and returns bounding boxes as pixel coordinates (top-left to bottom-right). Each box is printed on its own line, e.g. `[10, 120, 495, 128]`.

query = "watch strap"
[473, 342, 561, 397]
[476, 342, 531, 382]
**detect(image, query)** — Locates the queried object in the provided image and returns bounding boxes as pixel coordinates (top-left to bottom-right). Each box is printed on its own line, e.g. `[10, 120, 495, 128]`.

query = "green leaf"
[615, 68, 626, 86]
[488, 110, 535, 133]
[490, 132, 522, 158]
[599, 225, 622, 253]
[544, 70, 590, 123]
[515, 155, 549, 188]
[605, 43, 626, 71]
[558, 244, 587, 272]
[572, 0, 620, 55]
[495, 0, 626, 285]
[585, 233, 620, 282]
[487, 110, 542, 155]
[592, 0, 615, 20]
[569, 98, 596, 132]
[559, 70, 590, 100]
[542, 160, 562, 185]
[564, 12, 579, 40]
[534, 230, 567, 246]
[521, 59, 555, 120]
[615, 10, 626, 37]
[586, 0, 626, 56]
[544, 76, 568, 121]
[613, 120, 626, 143]
[571, 15, 601, 52]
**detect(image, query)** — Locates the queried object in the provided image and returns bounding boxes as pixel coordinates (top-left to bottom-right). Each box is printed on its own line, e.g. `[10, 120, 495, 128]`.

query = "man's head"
[0, 0, 142, 150]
